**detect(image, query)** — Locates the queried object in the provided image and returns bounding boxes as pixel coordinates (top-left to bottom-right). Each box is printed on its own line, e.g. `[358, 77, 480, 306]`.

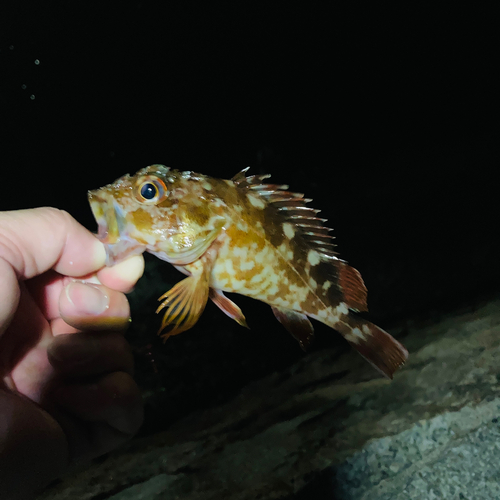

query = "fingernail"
[65, 282, 110, 315]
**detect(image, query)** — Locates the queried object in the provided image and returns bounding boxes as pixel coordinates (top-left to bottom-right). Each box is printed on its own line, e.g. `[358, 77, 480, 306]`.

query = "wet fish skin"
[88, 165, 408, 378]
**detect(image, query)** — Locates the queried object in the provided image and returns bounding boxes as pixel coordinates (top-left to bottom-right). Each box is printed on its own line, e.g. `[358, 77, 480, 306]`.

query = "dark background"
[2, 4, 499, 431]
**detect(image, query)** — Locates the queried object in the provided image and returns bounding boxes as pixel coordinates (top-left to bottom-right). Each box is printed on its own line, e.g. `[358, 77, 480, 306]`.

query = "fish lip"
[88, 191, 127, 236]
[87, 190, 144, 266]
[88, 190, 114, 243]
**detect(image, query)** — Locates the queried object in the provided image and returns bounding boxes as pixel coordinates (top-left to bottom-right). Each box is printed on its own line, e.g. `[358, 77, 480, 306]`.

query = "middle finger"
[57, 282, 131, 333]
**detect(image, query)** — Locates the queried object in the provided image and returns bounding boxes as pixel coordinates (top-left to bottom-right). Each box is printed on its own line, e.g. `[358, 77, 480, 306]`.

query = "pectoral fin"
[271, 306, 315, 351]
[156, 238, 221, 340]
[209, 289, 249, 328]
[156, 275, 210, 340]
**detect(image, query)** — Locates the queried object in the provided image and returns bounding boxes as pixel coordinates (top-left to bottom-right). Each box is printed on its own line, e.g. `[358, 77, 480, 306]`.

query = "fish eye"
[141, 182, 158, 200]
[136, 176, 167, 204]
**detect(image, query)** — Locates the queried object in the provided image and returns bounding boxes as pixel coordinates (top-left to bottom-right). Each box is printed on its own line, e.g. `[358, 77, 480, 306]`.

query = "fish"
[88, 164, 408, 378]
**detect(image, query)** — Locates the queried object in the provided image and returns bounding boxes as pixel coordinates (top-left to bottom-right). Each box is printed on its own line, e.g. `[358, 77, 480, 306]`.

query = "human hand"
[0, 208, 145, 499]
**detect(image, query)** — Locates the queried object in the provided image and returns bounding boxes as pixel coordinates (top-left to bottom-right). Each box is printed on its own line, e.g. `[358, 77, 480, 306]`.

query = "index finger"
[0, 207, 106, 279]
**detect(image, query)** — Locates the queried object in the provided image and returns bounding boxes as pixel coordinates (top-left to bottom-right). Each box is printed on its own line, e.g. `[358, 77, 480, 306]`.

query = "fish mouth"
[88, 190, 146, 265]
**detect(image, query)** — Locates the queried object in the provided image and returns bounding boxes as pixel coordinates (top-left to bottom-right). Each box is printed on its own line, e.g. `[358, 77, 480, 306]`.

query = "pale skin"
[0, 208, 145, 499]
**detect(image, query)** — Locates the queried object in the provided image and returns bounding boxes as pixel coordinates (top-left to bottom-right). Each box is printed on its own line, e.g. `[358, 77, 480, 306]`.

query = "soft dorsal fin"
[337, 261, 368, 312]
[232, 167, 337, 258]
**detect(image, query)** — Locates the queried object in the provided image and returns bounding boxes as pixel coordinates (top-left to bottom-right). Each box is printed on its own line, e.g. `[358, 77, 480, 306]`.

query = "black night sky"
[1, 4, 499, 393]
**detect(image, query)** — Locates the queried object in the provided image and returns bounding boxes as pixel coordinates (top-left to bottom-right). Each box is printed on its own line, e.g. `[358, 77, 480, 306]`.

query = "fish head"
[88, 164, 222, 266]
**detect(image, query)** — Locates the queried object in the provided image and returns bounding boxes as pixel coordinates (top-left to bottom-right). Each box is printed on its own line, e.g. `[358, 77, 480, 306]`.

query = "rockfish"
[88, 165, 408, 378]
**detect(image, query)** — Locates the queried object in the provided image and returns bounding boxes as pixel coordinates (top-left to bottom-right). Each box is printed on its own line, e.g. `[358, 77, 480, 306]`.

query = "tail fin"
[333, 315, 408, 379]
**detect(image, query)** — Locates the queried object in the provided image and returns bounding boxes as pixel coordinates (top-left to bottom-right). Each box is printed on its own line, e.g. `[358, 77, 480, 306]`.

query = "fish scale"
[89, 164, 408, 378]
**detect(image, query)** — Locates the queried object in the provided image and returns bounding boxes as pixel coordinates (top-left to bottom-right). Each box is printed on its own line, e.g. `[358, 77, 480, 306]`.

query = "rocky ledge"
[40, 296, 500, 500]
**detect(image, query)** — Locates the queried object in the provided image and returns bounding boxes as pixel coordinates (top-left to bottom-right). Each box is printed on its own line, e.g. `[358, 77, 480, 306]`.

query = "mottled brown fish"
[88, 165, 408, 378]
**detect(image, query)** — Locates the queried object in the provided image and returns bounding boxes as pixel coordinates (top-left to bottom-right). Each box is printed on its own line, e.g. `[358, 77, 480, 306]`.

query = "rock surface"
[39, 296, 500, 499]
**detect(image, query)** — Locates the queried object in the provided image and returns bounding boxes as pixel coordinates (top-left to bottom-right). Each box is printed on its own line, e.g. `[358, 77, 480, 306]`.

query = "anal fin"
[334, 315, 408, 379]
[271, 306, 315, 351]
[209, 289, 249, 328]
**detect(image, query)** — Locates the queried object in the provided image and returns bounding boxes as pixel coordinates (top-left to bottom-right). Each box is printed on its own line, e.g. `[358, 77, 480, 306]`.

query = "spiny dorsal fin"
[231, 167, 251, 183]
[233, 167, 337, 257]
